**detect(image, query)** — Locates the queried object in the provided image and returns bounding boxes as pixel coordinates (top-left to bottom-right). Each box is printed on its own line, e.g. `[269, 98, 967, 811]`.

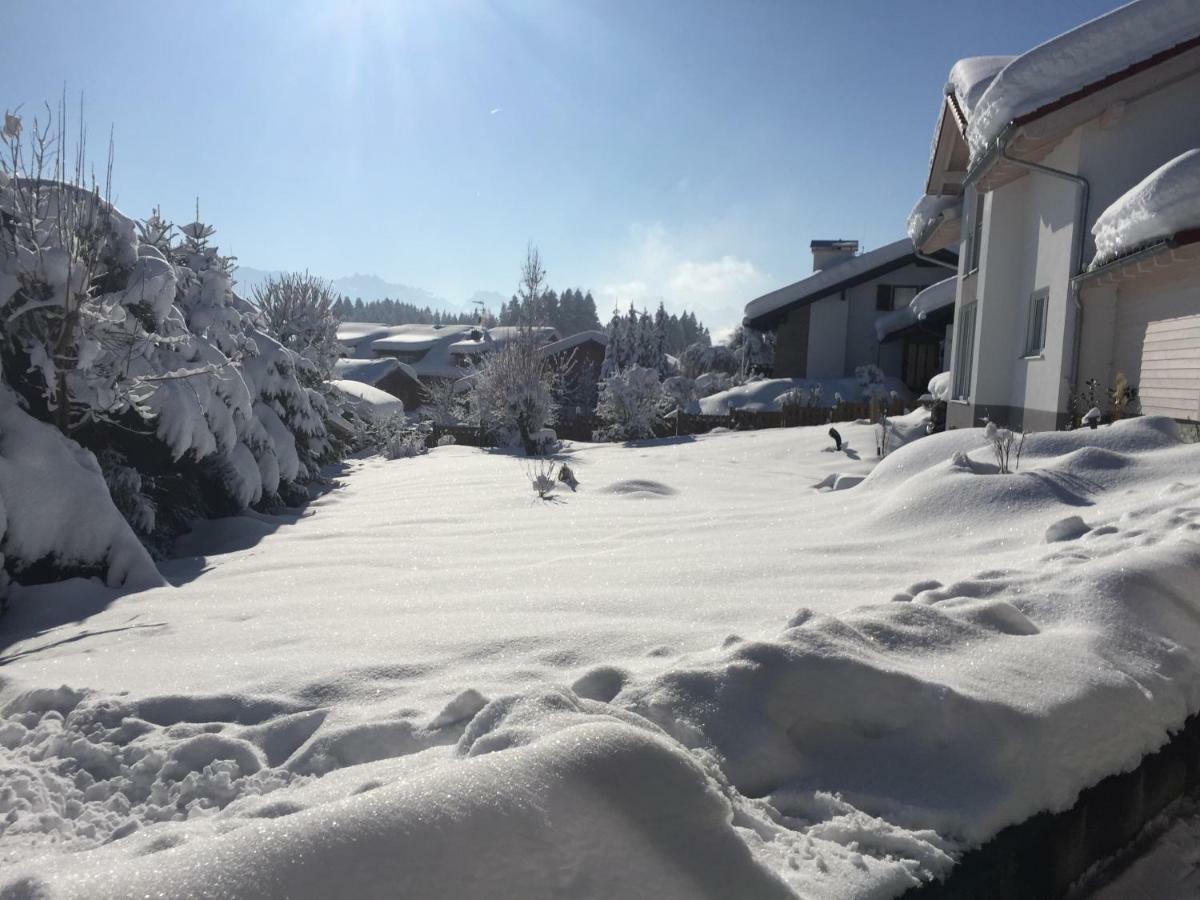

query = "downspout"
[995, 141, 1090, 420]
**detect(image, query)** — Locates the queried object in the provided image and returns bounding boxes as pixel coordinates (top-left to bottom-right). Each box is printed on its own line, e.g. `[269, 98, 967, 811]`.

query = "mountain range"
[232, 267, 507, 315]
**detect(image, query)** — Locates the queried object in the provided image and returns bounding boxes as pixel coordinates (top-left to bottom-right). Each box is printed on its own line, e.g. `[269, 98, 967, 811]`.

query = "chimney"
[810, 239, 859, 273]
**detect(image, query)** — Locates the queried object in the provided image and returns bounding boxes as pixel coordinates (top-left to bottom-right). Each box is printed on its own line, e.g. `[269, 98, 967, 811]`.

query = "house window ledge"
[1020, 354, 1045, 361]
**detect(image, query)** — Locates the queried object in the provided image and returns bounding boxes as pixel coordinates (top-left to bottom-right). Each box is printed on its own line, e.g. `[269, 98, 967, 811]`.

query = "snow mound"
[1090, 148, 1200, 268]
[3, 718, 798, 900]
[0, 387, 161, 592]
[968, 0, 1200, 161]
[701, 377, 912, 415]
[601, 479, 677, 498]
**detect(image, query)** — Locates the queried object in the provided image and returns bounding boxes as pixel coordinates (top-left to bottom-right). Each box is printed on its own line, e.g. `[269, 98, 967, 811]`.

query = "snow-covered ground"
[3, 417, 1200, 898]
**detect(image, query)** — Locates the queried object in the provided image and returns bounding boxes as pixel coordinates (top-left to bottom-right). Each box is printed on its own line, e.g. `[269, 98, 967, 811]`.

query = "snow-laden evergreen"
[0, 115, 359, 581]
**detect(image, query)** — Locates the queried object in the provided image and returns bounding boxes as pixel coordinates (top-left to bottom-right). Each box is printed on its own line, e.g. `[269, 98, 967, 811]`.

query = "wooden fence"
[426, 398, 911, 449]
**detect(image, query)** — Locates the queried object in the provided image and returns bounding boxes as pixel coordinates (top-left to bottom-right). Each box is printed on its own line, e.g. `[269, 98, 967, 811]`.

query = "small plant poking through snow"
[525, 457, 558, 500]
[983, 421, 1028, 473]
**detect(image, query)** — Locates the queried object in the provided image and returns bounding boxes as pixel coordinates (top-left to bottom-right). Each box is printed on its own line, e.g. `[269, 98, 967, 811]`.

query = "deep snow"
[2, 419, 1200, 898]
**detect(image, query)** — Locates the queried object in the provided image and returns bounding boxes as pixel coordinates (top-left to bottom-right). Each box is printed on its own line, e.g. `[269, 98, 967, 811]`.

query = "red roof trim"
[1012, 33, 1200, 129]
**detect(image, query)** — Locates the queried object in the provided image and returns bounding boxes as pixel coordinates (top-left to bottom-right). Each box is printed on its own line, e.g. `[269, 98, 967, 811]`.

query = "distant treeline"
[331, 297, 479, 326]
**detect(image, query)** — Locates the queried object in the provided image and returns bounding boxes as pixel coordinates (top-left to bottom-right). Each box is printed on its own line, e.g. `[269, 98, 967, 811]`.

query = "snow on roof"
[744, 238, 916, 326]
[968, 0, 1200, 162]
[330, 380, 406, 417]
[337, 322, 396, 343]
[874, 276, 958, 342]
[947, 56, 1015, 120]
[907, 195, 963, 251]
[1090, 148, 1200, 269]
[333, 357, 421, 386]
[540, 330, 609, 356]
[448, 326, 559, 356]
[370, 323, 478, 352]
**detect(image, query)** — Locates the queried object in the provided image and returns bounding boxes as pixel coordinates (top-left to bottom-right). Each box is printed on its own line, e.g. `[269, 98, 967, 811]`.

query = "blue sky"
[3, 0, 1126, 331]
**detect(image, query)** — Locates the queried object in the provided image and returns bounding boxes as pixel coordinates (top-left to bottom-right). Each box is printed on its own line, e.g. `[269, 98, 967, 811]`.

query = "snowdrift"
[0, 387, 161, 591]
[3, 418, 1200, 898]
[700, 376, 912, 415]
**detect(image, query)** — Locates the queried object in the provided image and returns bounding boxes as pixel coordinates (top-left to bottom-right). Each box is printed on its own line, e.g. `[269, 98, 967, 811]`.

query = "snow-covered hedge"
[0, 118, 359, 583]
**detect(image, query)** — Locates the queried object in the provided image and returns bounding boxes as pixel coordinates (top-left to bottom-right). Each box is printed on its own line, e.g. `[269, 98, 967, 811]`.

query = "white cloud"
[668, 256, 761, 296]
[596, 222, 771, 336]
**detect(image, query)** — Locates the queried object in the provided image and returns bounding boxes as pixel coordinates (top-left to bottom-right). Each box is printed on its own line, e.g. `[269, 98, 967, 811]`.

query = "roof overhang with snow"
[926, 99, 971, 197]
[743, 240, 957, 331]
[969, 36, 1200, 193]
[1074, 228, 1200, 290]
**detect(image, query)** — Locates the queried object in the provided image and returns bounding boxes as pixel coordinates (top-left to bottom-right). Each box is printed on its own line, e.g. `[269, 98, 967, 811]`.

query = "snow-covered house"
[332, 357, 425, 409]
[446, 326, 560, 369]
[742, 239, 957, 393]
[926, 0, 1200, 429]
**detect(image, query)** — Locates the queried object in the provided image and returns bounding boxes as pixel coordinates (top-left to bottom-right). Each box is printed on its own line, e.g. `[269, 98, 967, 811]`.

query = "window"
[893, 286, 919, 309]
[875, 285, 892, 311]
[952, 301, 977, 400]
[968, 194, 985, 272]
[1024, 289, 1048, 356]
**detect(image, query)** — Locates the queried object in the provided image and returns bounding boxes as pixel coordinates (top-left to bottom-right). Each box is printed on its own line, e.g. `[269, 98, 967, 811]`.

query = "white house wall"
[949, 68, 1200, 431]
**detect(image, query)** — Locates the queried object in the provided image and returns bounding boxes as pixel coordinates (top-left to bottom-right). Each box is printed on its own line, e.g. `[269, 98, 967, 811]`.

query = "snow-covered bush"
[679, 342, 738, 379]
[370, 414, 428, 460]
[525, 457, 557, 500]
[597, 365, 661, 440]
[0, 106, 363, 577]
[855, 364, 887, 401]
[728, 326, 775, 376]
[695, 371, 733, 398]
[661, 375, 698, 414]
[469, 328, 557, 455]
[252, 272, 340, 382]
[421, 378, 467, 426]
[983, 421, 1027, 474]
[436, 433, 457, 447]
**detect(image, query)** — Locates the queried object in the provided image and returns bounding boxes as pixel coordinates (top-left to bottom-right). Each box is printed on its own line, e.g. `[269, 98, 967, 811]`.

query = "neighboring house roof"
[743, 239, 957, 330]
[370, 323, 479, 354]
[875, 276, 958, 342]
[333, 357, 420, 387]
[330, 380, 406, 418]
[540, 330, 609, 357]
[448, 326, 560, 357]
[967, 0, 1200, 189]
